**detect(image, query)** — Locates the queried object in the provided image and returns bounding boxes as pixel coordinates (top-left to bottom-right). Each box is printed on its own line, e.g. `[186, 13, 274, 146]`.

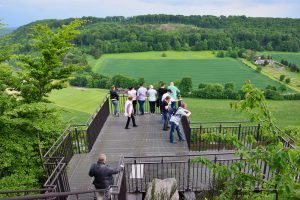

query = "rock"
[145, 178, 179, 200]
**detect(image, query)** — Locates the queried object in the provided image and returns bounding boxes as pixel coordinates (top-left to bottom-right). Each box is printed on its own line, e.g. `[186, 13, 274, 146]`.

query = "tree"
[285, 77, 291, 84]
[193, 83, 300, 199]
[279, 75, 285, 81]
[17, 19, 85, 103]
[256, 66, 262, 73]
[178, 77, 192, 97]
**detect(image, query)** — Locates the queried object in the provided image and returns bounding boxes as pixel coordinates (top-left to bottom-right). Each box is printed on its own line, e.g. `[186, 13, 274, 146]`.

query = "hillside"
[8, 15, 300, 54]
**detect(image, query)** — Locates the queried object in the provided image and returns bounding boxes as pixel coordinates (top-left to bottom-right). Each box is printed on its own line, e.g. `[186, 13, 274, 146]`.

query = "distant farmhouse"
[254, 56, 274, 65]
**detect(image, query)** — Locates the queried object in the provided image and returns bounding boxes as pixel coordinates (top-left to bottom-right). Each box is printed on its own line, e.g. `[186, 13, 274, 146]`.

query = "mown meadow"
[88, 51, 283, 90]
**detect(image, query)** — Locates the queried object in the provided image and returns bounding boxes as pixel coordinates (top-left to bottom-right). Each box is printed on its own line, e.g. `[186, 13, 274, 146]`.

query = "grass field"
[261, 51, 300, 66]
[254, 51, 300, 92]
[49, 87, 300, 128]
[48, 87, 108, 124]
[89, 51, 282, 90]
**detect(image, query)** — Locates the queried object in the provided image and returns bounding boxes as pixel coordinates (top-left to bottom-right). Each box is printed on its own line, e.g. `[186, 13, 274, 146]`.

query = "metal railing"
[123, 152, 273, 194]
[181, 119, 263, 151]
[86, 95, 110, 151]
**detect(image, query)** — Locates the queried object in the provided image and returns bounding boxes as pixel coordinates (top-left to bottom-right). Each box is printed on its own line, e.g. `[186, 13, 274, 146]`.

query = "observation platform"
[67, 114, 189, 191]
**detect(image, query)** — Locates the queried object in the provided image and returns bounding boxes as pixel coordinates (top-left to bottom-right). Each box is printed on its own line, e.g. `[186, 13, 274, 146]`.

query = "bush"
[161, 52, 167, 57]
[279, 75, 285, 81]
[224, 82, 235, 90]
[178, 77, 192, 97]
[283, 93, 300, 100]
[198, 83, 208, 89]
[278, 85, 287, 92]
[264, 89, 283, 100]
[216, 51, 225, 58]
[256, 66, 262, 73]
[285, 78, 291, 84]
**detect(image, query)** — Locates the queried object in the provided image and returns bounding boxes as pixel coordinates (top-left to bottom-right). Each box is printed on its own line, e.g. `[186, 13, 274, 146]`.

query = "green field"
[49, 87, 300, 128]
[89, 51, 282, 89]
[48, 87, 108, 124]
[263, 52, 300, 66]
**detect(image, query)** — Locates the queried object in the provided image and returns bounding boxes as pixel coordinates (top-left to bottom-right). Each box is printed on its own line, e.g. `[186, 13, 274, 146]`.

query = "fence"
[123, 152, 273, 195]
[181, 120, 263, 151]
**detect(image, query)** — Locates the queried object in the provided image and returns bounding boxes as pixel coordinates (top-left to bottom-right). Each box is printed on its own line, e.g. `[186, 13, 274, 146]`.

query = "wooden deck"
[67, 114, 189, 191]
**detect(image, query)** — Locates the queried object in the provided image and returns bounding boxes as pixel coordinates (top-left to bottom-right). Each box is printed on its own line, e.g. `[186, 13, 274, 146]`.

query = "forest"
[9, 14, 300, 57]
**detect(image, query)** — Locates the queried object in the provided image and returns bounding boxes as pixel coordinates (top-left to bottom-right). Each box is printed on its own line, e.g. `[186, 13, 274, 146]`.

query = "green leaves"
[16, 19, 85, 103]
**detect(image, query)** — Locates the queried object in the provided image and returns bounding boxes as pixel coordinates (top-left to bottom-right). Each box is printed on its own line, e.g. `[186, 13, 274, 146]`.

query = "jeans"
[149, 101, 156, 113]
[112, 100, 118, 115]
[138, 100, 145, 115]
[162, 112, 169, 130]
[171, 101, 176, 110]
[169, 121, 184, 143]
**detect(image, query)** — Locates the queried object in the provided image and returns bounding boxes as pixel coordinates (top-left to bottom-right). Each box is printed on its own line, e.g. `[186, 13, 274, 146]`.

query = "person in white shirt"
[147, 85, 157, 114]
[137, 83, 147, 115]
[169, 103, 191, 144]
[128, 87, 137, 115]
[124, 96, 138, 129]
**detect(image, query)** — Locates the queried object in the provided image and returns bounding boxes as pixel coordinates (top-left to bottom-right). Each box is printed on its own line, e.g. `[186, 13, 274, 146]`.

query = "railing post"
[218, 124, 222, 151]
[186, 158, 191, 191]
[238, 123, 241, 140]
[256, 123, 261, 141]
[75, 127, 81, 154]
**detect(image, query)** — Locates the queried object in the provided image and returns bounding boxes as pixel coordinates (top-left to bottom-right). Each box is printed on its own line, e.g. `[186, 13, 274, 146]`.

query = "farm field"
[49, 87, 300, 128]
[261, 51, 300, 66]
[89, 51, 283, 90]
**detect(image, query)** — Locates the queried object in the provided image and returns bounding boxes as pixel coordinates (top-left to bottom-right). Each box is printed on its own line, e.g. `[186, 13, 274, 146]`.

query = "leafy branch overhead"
[16, 19, 85, 103]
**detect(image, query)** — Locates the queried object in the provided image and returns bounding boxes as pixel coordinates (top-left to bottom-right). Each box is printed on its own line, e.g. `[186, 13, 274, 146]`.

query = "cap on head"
[98, 154, 106, 163]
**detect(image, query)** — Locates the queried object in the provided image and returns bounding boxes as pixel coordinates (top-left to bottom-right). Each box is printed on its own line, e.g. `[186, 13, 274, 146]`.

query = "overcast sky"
[1, 0, 300, 27]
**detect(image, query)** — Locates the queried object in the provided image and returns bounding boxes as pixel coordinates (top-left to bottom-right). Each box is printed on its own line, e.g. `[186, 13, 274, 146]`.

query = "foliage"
[16, 19, 85, 103]
[256, 66, 262, 73]
[161, 52, 167, 57]
[279, 74, 285, 81]
[178, 77, 192, 97]
[285, 78, 291, 84]
[0, 19, 84, 194]
[192, 82, 300, 199]
[280, 59, 300, 73]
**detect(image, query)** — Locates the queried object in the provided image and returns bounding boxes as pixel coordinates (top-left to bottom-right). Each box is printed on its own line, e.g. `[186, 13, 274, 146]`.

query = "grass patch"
[184, 98, 300, 128]
[48, 87, 108, 124]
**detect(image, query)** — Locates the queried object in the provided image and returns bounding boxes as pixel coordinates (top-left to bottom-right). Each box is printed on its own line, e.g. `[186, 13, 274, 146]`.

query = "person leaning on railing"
[89, 154, 124, 200]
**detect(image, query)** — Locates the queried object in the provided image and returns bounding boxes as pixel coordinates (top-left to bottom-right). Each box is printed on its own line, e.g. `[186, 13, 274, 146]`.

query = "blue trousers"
[169, 121, 184, 143]
[138, 100, 145, 115]
[112, 100, 118, 115]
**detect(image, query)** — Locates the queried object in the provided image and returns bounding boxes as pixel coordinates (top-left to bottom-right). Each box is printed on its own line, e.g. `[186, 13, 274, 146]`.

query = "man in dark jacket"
[89, 154, 123, 199]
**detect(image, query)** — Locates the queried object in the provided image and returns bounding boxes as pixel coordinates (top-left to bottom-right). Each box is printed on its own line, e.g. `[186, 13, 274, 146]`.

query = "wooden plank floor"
[67, 114, 189, 191]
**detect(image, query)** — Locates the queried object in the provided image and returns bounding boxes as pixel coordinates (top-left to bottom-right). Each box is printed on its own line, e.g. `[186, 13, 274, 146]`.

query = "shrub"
[161, 52, 167, 57]
[278, 85, 287, 92]
[216, 51, 225, 58]
[285, 78, 291, 84]
[279, 75, 285, 81]
[198, 83, 208, 89]
[256, 66, 262, 73]
[178, 77, 192, 97]
[264, 89, 283, 100]
[224, 82, 235, 90]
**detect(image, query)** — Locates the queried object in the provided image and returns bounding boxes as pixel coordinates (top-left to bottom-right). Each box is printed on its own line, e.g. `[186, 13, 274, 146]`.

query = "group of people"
[110, 81, 192, 144]
[89, 82, 192, 199]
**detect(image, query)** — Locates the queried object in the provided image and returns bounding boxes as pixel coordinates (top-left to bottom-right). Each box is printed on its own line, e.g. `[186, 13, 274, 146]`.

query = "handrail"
[0, 188, 55, 194]
[0, 189, 108, 200]
[124, 151, 236, 159]
[190, 121, 251, 125]
[86, 94, 109, 126]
